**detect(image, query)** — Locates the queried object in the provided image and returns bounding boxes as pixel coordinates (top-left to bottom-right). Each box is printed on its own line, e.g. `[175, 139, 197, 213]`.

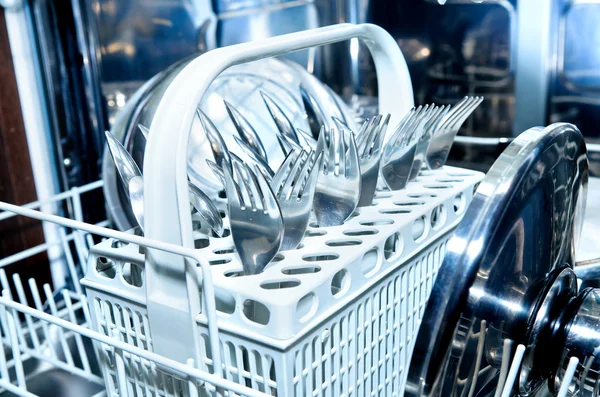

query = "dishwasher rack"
[0, 178, 584, 397]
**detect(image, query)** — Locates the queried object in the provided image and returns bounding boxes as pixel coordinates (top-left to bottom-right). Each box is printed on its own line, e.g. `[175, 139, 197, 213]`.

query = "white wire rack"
[0, 180, 583, 397]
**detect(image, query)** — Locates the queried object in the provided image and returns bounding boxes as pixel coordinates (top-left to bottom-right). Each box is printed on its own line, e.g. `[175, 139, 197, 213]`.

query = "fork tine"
[281, 150, 308, 201]
[339, 128, 348, 175]
[197, 108, 232, 170]
[253, 164, 281, 225]
[243, 163, 264, 211]
[223, 163, 241, 210]
[441, 97, 471, 130]
[233, 136, 275, 177]
[328, 128, 336, 174]
[452, 96, 482, 129]
[224, 100, 268, 162]
[354, 118, 371, 150]
[346, 132, 360, 179]
[233, 161, 252, 209]
[272, 148, 302, 195]
[371, 114, 390, 157]
[295, 152, 323, 198]
[361, 115, 383, 158]
[397, 106, 423, 146]
[206, 159, 225, 186]
[261, 90, 300, 144]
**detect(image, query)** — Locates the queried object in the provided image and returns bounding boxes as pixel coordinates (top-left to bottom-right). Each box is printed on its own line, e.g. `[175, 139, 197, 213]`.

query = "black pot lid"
[406, 123, 588, 396]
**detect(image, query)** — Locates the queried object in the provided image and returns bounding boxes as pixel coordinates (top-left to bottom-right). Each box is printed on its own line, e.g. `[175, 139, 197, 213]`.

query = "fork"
[223, 160, 284, 275]
[408, 105, 449, 180]
[271, 149, 323, 250]
[233, 136, 275, 178]
[380, 106, 435, 191]
[336, 114, 390, 206]
[197, 109, 232, 170]
[260, 91, 301, 145]
[108, 130, 224, 236]
[426, 96, 484, 170]
[313, 126, 361, 226]
[224, 100, 269, 165]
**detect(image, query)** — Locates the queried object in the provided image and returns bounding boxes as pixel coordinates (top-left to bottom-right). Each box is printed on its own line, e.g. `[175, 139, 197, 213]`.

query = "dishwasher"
[0, 2, 599, 397]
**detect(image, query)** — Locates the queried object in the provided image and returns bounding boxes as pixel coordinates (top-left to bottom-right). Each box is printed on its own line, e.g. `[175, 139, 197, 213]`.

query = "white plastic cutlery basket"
[83, 23, 483, 396]
[0, 23, 487, 397]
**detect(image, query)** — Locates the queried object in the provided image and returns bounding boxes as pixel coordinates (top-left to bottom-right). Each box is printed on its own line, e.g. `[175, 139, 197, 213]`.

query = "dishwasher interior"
[0, 1, 599, 396]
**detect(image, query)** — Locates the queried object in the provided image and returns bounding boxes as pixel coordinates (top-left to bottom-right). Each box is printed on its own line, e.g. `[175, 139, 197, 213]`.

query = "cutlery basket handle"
[141, 23, 414, 364]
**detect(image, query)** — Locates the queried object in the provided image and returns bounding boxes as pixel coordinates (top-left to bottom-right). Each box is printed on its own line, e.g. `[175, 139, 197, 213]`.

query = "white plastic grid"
[0, 177, 585, 396]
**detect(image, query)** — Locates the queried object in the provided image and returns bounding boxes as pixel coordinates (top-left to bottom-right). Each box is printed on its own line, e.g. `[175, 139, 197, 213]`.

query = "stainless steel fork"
[223, 160, 284, 275]
[426, 96, 484, 170]
[408, 105, 449, 180]
[271, 149, 323, 250]
[313, 126, 361, 226]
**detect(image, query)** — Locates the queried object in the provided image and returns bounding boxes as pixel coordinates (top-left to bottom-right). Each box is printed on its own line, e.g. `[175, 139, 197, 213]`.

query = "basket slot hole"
[111, 239, 128, 249]
[272, 254, 285, 262]
[96, 257, 116, 279]
[454, 193, 466, 214]
[122, 263, 143, 287]
[303, 254, 339, 262]
[361, 248, 380, 277]
[209, 258, 232, 266]
[384, 232, 404, 260]
[194, 238, 210, 249]
[424, 184, 452, 190]
[325, 239, 362, 247]
[305, 229, 327, 237]
[473, 182, 481, 195]
[225, 269, 244, 278]
[219, 210, 227, 218]
[343, 229, 378, 236]
[408, 193, 437, 199]
[360, 219, 394, 226]
[218, 190, 227, 199]
[436, 178, 464, 183]
[419, 170, 435, 176]
[281, 265, 321, 275]
[260, 279, 301, 290]
[431, 205, 447, 230]
[214, 247, 234, 254]
[393, 201, 425, 206]
[243, 300, 270, 325]
[216, 291, 235, 315]
[379, 209, 411, 215]
[192, 220, 202, 231]
[447, 172, 474, 177]
[374, 192, 392, 198]
[412, 215, 428, 242]
[331, 269, 350, 297]
[297, 293, 318, 323]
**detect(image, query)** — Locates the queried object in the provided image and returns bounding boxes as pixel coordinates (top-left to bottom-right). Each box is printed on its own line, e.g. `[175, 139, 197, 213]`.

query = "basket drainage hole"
[297, 293, 318, 323]
[360, 219, 394, 226]
[447, 172, 474, 177]
[192, 220, 202, 231]
[260, 279, 301, 290]
[384, 232, 403, 260]
[272, 254, 285, 262]
[375, 192, 392, 199]
[454, 193, 466, 214]
[214, 247, 234, 254]
[122, 263, 143, 287]
[379, 209, 411, 215]
[209, 258, 231, 265]
[194, 238, 210, 249]
[96, 257, 116, 279]
[431, 205, 447, 230]
[394, 201, 425, 207]
[408, 193, 437, 199]
[218, 190, 227, 199]
[282, 265, 321, 275]
[303, 254, 339, 262]
[412, 215, 428, 242]
[305, 230, 327, 237]
[424, 184, 452, 190]
[331, 269, 350, 297]
[343, 229, 378, 236]
[212, 228, 231, 238]
[243, 300, 270, 325]
[219, 210, 227, 219]
[361, 249, 380, 277]
[216, 292, 235, 315]
[111, 239, 128, 248]
[225, 269, 244, 278]
[326, 239, 362, 247]
[437, 178, 464, 183]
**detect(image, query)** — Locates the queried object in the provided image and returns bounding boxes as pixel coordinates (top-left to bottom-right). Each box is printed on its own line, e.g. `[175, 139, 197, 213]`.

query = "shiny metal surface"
[353, 114, 389, 207]
[407, 123, 588, 397]
[381, 106, 434, 191]
[102, 57, 352, 231]
[261, 90, 301, 145]
[225, 101, 269, 164]
[313, 126, 361, 227]
[426, 96, 483, 170]
[408, 104, 448, 179]
[127, 175, 145, 232]
[272, 149, 322, 250]
[224, 161, 283, 275]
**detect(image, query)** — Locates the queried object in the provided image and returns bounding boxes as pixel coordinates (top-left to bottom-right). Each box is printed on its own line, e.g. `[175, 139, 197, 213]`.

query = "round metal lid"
[406, 123, 588, 397]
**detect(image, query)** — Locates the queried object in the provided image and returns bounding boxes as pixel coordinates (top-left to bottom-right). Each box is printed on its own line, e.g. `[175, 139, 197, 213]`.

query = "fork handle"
[142, 23, 414, 364]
